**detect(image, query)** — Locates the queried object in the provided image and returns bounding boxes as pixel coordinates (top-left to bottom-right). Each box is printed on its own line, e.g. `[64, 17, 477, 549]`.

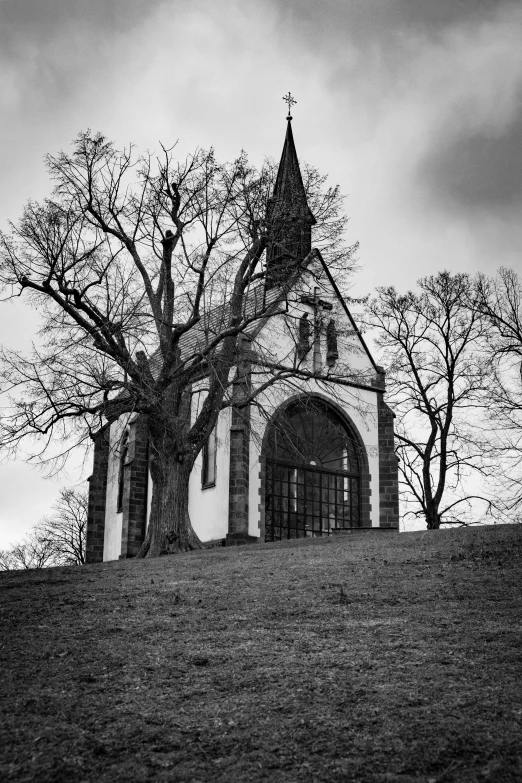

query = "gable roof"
[250, 248, 381, 376]
[146, 248, 380, 381]
[314, 253, 381, 375]
[148, 273, 293, 378]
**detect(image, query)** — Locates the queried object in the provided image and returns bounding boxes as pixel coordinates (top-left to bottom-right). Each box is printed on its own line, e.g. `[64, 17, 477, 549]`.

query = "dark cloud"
[268, 0, 517, 49]
[0, 0, 171, 119]
[396, 0, 517, 32]
[0, 0, 167, 87]
[0, 0, 166, 34]
[420, 109, 522, 210]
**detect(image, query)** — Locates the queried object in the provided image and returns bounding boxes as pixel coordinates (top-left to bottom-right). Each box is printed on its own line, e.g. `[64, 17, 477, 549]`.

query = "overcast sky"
[1, 0, 521, 546]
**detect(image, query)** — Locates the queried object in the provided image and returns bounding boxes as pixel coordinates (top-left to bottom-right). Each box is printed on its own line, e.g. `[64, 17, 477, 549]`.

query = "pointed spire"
[266, 103, 316, 288]
[271, 119, 316, 225]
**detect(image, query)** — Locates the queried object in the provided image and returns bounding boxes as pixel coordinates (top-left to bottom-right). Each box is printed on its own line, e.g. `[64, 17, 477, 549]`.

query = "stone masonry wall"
[227, 404, 253, 545]
[86, 425, 110, 563]
[377, 393, 399, 528]
[227, 354, 256, 546]
[120, 414, 149, 558]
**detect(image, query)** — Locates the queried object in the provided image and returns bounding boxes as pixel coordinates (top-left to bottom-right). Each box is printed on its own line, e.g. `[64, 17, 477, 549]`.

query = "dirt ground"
[1, 524, 521, 783]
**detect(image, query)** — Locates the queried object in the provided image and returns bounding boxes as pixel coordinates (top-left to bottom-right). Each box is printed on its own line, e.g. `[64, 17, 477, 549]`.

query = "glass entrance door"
[264, 399, 361, 542]
[265, 462, 359, 541]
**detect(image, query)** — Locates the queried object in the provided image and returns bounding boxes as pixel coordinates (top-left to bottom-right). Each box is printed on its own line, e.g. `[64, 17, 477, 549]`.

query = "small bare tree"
[475, 268, 522, 511]
[367, 271, 494, 529]
[0, 534, 56, 571]
[0, 486, 87, 570]
[36, 487, 88, 565]
[0, 131, 356, 557]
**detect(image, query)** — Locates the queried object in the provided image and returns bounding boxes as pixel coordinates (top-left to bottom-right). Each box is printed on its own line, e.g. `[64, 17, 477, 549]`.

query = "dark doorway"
[265, 399, 361, 541]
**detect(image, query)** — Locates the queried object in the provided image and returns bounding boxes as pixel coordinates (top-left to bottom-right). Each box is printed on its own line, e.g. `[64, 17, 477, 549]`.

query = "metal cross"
[282, 92, 296, 119]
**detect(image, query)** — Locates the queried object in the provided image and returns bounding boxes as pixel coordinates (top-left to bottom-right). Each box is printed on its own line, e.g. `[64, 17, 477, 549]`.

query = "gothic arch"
[259, 392, 372, 540]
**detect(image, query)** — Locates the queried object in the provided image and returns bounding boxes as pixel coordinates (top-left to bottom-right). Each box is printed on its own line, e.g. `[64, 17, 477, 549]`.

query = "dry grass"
[1, 524, 521, 782]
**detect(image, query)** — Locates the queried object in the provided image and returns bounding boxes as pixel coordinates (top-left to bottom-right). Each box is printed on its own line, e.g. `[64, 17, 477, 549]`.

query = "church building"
[86, 114, 399, 563]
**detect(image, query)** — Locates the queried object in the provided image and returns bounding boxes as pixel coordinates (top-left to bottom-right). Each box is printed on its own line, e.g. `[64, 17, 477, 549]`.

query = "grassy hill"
[1, 525, 521, 783]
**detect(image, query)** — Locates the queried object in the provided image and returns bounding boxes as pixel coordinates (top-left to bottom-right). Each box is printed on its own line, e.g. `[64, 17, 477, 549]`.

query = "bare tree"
[36, 487, 88, 565]
[367, 271, 494, 529]
[0, 534, 56, 571]
[0, 131, 356, 557]
[0, 486, 87, 571]
[475, 268, 522, 510]
[0, 549, 16, 571]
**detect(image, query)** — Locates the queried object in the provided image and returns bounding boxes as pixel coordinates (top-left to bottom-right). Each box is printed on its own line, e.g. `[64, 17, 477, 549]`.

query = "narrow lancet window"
[116, 430, 129, 512]
[202, 425, 217, 488]
[326, 319, 339, 367]
[297, 312, 311, 360]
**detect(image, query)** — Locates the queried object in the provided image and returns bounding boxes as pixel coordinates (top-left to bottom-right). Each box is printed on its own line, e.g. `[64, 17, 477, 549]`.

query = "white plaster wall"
[188, 408, 230, 541]
[103, 415, 132, 561]
[328, 382, 380, 528]
[145, 468, 153, 532]
[143, 407, 231, 542]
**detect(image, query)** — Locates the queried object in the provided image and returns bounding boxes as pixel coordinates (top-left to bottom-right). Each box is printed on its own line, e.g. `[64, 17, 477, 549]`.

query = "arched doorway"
[264, 398, 362, 541]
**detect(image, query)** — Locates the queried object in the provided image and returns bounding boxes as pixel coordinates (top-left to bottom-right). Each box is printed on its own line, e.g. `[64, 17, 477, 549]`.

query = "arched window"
[116, 430, 129, 512]
[265, 399, 361, 540]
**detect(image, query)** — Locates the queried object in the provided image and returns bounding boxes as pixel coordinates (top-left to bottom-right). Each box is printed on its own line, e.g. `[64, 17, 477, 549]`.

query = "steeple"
[266, 97, 316, 288]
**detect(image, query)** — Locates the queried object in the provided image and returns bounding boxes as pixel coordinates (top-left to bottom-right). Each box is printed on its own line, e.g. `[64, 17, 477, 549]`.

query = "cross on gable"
[299, 289, 335, 372]
[300, 292, 333, 312]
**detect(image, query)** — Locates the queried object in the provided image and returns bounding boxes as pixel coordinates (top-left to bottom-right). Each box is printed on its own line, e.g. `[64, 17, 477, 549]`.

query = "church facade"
[86, 119, 399, 563]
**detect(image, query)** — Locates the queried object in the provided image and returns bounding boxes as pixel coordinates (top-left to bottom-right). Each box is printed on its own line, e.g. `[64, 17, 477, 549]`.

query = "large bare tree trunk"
[138, 447, 202, 558]
[423, 456, 442, 529]
[426, 506, 441, 529]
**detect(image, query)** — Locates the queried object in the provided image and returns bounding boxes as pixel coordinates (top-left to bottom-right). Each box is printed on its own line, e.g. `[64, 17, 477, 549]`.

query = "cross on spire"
[282, 91, 296, 120]
[265, 94, 315, 289]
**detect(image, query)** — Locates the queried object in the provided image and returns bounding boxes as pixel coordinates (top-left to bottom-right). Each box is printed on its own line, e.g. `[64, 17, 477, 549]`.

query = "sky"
[0, 0, 521, 545]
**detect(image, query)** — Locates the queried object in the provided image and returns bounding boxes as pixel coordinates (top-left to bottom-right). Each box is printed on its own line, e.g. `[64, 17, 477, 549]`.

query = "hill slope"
[1, 525, 522, 783]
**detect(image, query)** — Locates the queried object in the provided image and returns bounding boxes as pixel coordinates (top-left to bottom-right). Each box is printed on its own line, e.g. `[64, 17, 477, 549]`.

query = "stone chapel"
[85, 116, 399, 563]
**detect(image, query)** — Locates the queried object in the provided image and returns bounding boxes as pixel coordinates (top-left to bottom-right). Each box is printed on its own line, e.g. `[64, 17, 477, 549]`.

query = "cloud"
[404, 10, 522, 216]
[0, 0, 165, 35]
[396, 0, 517, 31]
[0, 0, 163, 109]
[258, 0, 520, 64]
[422, 113, 522, 210]
[2, 0, 521, 268]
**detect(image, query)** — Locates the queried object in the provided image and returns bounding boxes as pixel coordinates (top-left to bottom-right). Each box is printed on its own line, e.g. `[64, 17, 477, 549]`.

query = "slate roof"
[148, 280, 287, 377]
